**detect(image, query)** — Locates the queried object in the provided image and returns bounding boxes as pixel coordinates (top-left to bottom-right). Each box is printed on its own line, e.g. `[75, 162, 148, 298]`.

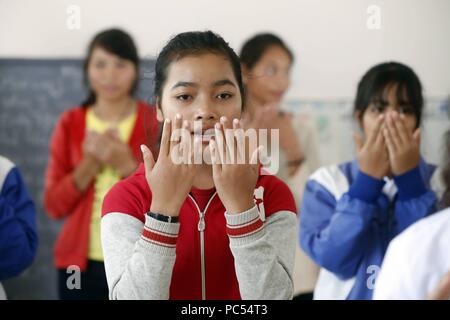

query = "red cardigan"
[44, 101, 159, 271]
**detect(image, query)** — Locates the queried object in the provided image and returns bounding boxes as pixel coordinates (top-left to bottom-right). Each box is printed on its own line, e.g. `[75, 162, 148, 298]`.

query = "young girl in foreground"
[300, 62, 439, 300]
[101, 31, 297, 300]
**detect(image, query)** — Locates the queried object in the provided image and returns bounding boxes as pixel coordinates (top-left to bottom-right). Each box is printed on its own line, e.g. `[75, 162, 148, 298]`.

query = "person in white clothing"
[374, 130, 450, 300]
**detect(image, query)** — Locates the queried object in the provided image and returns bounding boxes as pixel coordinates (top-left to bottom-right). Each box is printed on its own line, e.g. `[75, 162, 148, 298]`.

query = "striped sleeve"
[101, 179, 179, 300]
[224, 177, 297, 300]
[141, 214, 179, 253]
[225, 206, 264, 242]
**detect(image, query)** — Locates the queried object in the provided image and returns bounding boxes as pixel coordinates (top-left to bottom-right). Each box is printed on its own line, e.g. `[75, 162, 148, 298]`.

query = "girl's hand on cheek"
[210, 117, 263, 214]
[141, 114, 198, 217]
[382, 112, 420, 176]
[353, 114, 390, 179]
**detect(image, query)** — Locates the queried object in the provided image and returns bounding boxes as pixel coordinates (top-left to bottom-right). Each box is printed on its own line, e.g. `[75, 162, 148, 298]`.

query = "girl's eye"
[216, 93, 233, 100]
[399, 105, 414, 114]
[116, 62, 126, 68]
[176, 94, 192, 101]
[95, 61, 106, 68]
[371, 103, 385, 113]
[265, 67, 276, 77]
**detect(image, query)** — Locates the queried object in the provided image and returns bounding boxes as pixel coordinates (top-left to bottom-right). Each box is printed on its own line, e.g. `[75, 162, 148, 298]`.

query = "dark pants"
[58, 260, 109, 300]
[293, 292, 314, 300]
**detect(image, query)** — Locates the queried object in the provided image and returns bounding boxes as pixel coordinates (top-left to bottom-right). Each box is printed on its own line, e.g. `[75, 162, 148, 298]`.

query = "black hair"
[81, 28, 139, 107]
[240, 33, 294, 70]
[354, 62, 424, 127]
[154, 30, 245, 109]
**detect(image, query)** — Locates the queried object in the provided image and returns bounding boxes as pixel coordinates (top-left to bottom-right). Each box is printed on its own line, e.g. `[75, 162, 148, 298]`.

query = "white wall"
[0, 0, 449, 99]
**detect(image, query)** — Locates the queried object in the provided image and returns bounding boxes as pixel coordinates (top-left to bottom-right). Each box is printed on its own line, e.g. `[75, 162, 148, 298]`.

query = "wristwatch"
[146, 211, 179, 223]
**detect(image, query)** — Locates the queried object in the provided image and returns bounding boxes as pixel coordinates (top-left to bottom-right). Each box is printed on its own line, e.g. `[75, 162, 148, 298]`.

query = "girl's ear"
[155, 97, 164, 122]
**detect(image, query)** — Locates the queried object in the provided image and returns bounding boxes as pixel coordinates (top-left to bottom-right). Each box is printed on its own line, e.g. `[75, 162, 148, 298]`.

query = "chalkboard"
[0, 58, 155, 299]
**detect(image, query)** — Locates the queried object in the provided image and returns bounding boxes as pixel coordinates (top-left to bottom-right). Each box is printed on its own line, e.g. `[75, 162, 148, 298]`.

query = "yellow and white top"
[86, 108, 137, 261]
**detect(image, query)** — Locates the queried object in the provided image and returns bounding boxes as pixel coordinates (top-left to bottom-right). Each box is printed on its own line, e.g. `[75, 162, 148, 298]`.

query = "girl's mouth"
[192, 128, 215, 144]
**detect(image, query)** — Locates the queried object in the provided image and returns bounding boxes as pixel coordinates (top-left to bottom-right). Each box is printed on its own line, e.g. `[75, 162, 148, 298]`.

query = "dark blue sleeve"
[393, 166, 437, 235]
[0, 167, 38, 280]
[299, 170, 384, 279]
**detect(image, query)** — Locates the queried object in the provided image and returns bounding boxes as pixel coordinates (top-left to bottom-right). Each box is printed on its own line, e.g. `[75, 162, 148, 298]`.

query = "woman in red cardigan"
[43, 28, 159, 300]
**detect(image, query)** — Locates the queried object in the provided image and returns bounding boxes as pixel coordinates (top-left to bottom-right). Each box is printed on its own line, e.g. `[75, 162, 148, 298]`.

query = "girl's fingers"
[374, 124, 385, 148]
[214, 122, 226, 164]
[140, 144, 155, 174]
[393, 112, 411, 144]
[209, 138, 221, 174]
[383, 127, 396, 156]
[159, 118, 172, 157]
[367, 114, 384, 145]
[221, 117, 234, 164]
[170, 113, 183, 151]
[180, 120, 191, 165]
[386, 113, 402, 150]
[250, 145, 264, 167]
[192, 136, 202, 165]
[234, 119, 245, 164]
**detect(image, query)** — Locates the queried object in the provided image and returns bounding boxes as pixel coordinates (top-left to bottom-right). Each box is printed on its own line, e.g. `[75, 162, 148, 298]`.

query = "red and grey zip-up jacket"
[43, 101, 159, 271]
[101, 164, 298, 300]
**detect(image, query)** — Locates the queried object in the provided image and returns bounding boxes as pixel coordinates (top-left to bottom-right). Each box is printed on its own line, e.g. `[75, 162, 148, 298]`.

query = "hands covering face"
[353, 111, 420, 179]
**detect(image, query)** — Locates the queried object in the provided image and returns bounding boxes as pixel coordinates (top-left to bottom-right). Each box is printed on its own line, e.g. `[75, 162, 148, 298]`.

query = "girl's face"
[243, 45, 292, 105]
[87, 46, 137, 102]
[157, 52, 242, 148]
[359, 83, 418, 137]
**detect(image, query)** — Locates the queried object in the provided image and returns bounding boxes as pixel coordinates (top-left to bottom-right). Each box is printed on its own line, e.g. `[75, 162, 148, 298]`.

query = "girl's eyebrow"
[171, 81, 198, 90]
[171, 79, 236, 90]
[212, 79, 236, 88]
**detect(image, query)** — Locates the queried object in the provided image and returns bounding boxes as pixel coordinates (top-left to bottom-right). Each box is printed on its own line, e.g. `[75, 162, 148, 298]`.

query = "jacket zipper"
[188, 192, 217, 300]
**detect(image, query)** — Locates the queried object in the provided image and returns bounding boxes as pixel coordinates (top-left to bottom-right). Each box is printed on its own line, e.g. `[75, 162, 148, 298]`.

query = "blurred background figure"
[43, 28, 159, 300]
[240, 33, 321, 299]
[300, 62, 440, 300]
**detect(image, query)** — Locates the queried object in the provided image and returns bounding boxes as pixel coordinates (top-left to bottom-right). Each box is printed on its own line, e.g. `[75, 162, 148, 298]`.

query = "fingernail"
[165, 118, 171, 124]
[220, 116, 227, 122]
[176, 113, 182, 119]
[233, 118, 239, 125]
[140, 144, 146, 153]
[215, 123, 221, 129]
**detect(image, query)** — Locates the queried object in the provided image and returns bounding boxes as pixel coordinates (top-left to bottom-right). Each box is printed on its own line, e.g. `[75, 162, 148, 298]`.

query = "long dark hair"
[81, 28, 139, 107]
[240, 33, 293, 70]
[153, 30, 245, 110]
